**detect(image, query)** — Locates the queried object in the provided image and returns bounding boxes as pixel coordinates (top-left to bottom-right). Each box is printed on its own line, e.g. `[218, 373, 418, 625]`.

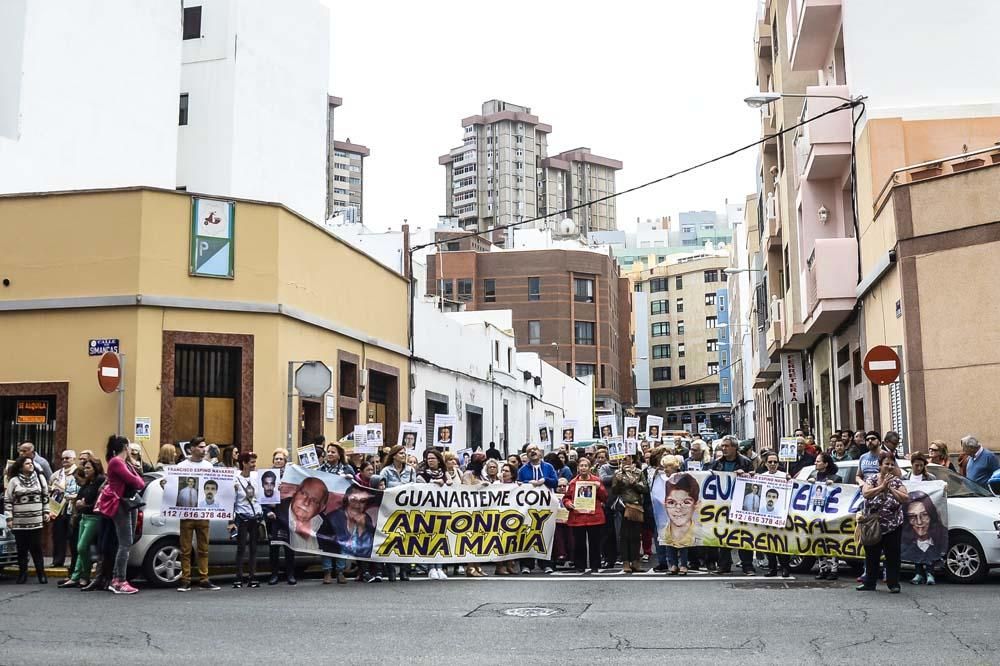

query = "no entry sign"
[97, 352, 122, 393]
[863, 346, 901, 385]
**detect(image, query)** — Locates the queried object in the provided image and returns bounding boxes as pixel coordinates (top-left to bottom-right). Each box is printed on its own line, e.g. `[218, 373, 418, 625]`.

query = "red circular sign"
[97, 352, 122, 393]
[863, 345, 901, 385]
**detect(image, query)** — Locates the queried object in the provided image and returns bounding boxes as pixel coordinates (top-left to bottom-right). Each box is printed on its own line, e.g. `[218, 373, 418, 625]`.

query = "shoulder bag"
[855, 509, 882, 546]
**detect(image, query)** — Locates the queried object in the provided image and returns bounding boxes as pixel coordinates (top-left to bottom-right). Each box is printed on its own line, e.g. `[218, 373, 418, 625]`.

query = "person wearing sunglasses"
[49, 450, 79, 571]
[927, 440, 955, 472]
[855, 431, 888, 485]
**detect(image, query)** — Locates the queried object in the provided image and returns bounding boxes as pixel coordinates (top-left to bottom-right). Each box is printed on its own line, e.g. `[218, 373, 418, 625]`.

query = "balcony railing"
[797, 86, 852, 180]
[804, 237, 857, 332]
[789, 0, 842, 72]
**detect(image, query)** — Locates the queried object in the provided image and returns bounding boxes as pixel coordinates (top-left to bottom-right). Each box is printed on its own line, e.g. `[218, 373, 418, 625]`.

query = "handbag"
[624, 503, 644, 522]
[121, 492, 145, 510]
[855, 510, 882, 546]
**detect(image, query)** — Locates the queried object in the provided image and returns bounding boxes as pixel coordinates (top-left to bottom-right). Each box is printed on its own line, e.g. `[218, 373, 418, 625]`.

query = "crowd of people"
[3, 427, 998, 596]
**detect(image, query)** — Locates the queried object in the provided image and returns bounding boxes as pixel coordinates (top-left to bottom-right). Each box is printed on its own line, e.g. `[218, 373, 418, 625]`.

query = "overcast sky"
[325, 0, 760, 232]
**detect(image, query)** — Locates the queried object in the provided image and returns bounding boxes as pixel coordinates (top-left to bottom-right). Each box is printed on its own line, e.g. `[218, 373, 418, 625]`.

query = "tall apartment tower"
[541, 148, 622, 235]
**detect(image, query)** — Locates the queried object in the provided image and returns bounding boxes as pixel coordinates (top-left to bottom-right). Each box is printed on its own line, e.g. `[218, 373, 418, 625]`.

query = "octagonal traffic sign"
[295, 361, 332, 398]
[863, 345, 901, 385]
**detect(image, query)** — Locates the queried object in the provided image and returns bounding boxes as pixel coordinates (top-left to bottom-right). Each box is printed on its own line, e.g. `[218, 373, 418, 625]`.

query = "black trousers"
[51, 512, 77, 570]
[235, 517, 260, 578]
[766, 553, 790, 572]
[97, 516, 118, 579]
[619, 518, 643, 563]
[573, 524, 603, 571]
[864, 526, 902, 586]
[269, 544, 296, 576]
[14, 529, 44, 574]
[718, 547, 754, 572]
[601, 513, 620, 565]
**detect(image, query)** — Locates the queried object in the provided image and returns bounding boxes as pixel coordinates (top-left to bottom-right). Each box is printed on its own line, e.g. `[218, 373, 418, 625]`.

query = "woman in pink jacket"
[96, 435, 145, 595]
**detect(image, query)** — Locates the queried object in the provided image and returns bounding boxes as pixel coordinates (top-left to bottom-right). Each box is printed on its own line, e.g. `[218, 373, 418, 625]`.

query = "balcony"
[763, 192, 781, 248]
[457, 205, 478, 220]
[803, 237, 857, 334]
[765, 301, 783, 357]
[453, 178, 477, 195]
[798, 86, 852, 180]
[754, 326, 781, 388]
[761, 107, 776, 146]
[755, 19, 772, 58]
[790, 0, 842, 72]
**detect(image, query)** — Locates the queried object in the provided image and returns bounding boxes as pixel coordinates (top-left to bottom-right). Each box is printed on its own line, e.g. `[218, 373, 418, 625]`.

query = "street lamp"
[744, 91, 857, 108]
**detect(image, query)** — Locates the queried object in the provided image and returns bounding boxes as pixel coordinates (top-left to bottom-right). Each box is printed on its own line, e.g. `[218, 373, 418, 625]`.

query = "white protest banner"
[598, 414, 617, 440]
[258, 468, 282, 505]
[433, 414, 457, 449]
[624, 417, 640, 445]
[559, 419, 578, 446]
[729, 474, 792, 527]
[645, 415, 663, 442]
[271, 465, 559, 564]
[162, 465, 236, 520]
[297, 444, 320, 469]
[397, 421, 423, 451]
[778, 437, 798, 462]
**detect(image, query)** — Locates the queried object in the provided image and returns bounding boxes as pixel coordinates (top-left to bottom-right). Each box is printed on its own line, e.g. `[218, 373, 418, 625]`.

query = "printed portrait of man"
[260, 470, 279, 504]
[437, 426, 453, 445]
[402, 431, 417, 449]
[741, 483, 761, 512]
[176, 477, 198, 507]
[199, 479, 219, 508]
[562, 428, 575, 443]
[275, 477, 335, 552]
[760, 489, 782, 517]
[648, 425, 660, 439]
[600, 424, 613, 439]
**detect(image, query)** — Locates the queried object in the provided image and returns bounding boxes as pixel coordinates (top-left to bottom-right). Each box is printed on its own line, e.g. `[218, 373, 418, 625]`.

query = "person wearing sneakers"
[611, 454, 649, 574]
[176, 437, 220, 592]
[564, 456, 607, 574]
[230, 451, 263, 588]
[95, 435, 145, 595]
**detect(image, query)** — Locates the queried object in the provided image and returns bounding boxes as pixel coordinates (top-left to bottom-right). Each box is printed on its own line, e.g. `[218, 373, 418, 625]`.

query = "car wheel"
[142, 537, 183, 587]
[944, 532, 988, 584]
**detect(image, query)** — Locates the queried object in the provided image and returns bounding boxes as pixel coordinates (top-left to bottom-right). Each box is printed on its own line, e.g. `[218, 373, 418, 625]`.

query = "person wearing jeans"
[661, 471, 699, 576]
[95, 436, 145, 595]
[176, 437, 220, 592]
[564, 457, 608, 573]
[231, 451, 262, 588]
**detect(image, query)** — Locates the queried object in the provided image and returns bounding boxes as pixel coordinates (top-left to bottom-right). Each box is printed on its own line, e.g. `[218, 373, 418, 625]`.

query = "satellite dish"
[559, 218, 576, 235]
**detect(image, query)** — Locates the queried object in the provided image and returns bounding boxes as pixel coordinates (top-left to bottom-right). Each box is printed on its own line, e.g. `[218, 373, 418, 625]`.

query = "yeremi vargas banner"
[650, 471, 947, 559]
[271, 466, 559, 564]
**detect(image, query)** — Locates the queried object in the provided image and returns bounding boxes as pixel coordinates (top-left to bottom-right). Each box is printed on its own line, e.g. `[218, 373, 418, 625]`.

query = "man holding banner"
[710, 436, 755, 575]
[175, 437, 221, 592]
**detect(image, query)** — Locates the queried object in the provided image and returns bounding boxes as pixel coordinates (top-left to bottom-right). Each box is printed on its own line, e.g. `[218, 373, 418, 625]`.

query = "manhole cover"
[502, 607, 564, 618]
[466, 603, 590, 618]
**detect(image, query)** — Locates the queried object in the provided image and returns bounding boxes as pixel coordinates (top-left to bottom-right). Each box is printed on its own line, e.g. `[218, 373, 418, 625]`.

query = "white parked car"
[794, 460, 1000, 583]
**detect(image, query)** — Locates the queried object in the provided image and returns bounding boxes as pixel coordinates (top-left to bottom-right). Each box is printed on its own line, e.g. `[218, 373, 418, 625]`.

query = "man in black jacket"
[711, 436, 755, 575]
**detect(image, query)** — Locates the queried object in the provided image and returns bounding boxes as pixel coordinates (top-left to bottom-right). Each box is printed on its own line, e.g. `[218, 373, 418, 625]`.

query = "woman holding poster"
[563, 457, 608, 574]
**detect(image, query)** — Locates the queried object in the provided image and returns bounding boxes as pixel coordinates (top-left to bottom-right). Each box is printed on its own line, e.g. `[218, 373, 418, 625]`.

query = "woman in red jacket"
[563, 457, 608, 574]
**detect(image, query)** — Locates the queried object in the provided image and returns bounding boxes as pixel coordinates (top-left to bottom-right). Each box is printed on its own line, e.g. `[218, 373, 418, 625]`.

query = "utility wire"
[410, 99, 865, 254]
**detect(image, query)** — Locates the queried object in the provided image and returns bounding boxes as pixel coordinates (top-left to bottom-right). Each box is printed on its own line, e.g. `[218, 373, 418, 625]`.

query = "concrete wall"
[0, 0, 181, 193]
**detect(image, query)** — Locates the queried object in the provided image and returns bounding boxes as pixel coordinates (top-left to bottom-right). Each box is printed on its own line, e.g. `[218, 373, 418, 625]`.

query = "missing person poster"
[537, 422, 551, 449]
[270, 465, 559, 563]
[606, 436, 626, 459]
[434, 414, 457, 449]
[397, 422, 423, 451]
[258, 468, 282, 505]
[645, 415, 663, 443]
[649, 472, 948, 560]
[162, 465, 236, 520]
[778, 437, 798, 462]
[624, 417, 640, 445]
[598, 414, 617, 441]
[297, 444, 320, 469]
[555, 495, 570, 523]
[729, 474, 792, 527]
[366, 424, 384, 449]
[573, 481, 598, 513]
[560, 419, 578, 446]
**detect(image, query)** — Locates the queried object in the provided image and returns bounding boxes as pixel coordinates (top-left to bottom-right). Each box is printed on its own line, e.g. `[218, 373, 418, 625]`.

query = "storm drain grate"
[466, 603, 590, 618]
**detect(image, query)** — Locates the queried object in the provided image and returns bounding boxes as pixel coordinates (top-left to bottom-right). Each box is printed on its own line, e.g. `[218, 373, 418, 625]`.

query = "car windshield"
[930, 466, 993, 498]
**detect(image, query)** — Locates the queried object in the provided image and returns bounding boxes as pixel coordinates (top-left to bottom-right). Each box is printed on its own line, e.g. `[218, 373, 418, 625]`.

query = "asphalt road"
[1, 569, 998, 665]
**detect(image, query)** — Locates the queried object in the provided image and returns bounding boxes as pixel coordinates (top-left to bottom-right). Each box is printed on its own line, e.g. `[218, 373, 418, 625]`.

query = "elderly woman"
[927, 440, 955, 472]
[612, 454, 649, 574]
[4, 455, 50, 584]
[857, 452, 910, 593]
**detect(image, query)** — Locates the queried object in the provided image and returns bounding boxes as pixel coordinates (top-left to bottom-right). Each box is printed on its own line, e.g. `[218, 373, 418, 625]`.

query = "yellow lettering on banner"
[375, 531, 451, 558]
[380, 507, 555, 558]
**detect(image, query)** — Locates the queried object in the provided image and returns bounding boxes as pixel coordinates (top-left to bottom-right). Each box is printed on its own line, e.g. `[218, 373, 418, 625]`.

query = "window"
[574, 321, 595, 345]
[634, 282, 644, 293]
[704, 270, 718, 283]
[575, 364, 596, 378]
[441, 280, 453, 300]
[650, 300, 668, 315]
[574, 278, 594, 303]
[696, 388, 705, 402]
[445, 241, 460, 251]
[676, 298, 684, 314]
[706, 316, 717, 329]
[600, 365, 606, 389]
[708, 362, 719, 375]
[675, 276, 683, 289]
[653, 367, 671, 381]
[677, 320, 685, 336]
[667, 392, 677, 406]
[178, 94, 189, 125]
[652, 344, 671, 359]
[183, 6, 202, 40]
[722, 378, 730, 395]
[650, 277, 668, 293]
[679, 366, 686, 380]
[678, 343, 685, 358]
[483, 279, 496, 302]
[334, 175, 347, 182]
[528, 277, 540, 301]
[705, 293, 716, 306]
[457, 279, 472, 302]
[651, 322, 670, 337]
[528, 320, 541, 345]
[718, 293, 726, 310]
[682, 390, 690, 403]
[707, 339, 719, 352]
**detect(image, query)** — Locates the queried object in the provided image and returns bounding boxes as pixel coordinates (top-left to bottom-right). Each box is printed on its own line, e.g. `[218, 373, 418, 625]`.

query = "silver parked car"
[0, 515, 18, 571]
[128, 471, 315, 587]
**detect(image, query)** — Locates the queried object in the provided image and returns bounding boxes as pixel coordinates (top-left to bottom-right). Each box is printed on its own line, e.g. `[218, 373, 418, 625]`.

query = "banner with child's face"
[271, 465, 559, 564]
[649, 471, 947, 560]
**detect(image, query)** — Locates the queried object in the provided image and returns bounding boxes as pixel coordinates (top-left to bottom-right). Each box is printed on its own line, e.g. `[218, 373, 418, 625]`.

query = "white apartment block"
[440, 100, 622, 237]
[1, 1, 331, 226]
[0, 0, 181, 193]
[329, 139, 369, 224]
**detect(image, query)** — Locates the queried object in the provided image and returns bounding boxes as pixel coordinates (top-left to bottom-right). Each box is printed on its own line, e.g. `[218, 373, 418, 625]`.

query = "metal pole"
[118, 353, 126, 437]
[286, 361, 294, 451]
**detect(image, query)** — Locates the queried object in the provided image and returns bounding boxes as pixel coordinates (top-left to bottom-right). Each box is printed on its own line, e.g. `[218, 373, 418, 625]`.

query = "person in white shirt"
[759, 453, 791, 577]
[175, 437, 219, 591]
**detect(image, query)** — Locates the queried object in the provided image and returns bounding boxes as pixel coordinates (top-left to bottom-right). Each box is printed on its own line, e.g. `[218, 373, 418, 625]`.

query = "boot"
[81, 575, 107, 592]
[631, 560, 645, 574]
[387, 566, 397, 582]
[16, 570, 28, 585]
[495, 563, 509, 576]
[622, 561, 633, 574]
[323, 571, 333, 585]
[37, 572, 48, 584]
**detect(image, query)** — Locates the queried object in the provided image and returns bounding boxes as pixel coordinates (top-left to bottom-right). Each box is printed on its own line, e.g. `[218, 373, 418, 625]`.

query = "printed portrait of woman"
[661, 472, 701, 548]
[900, 490, 947, 564]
